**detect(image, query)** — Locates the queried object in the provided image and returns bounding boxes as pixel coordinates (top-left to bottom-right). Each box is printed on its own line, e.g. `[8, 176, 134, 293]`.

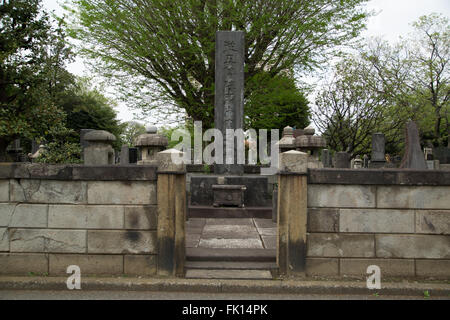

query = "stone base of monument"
[369, 160, 386, 169]
[189, 175, 272, 218]
[212, 184, 246, 208]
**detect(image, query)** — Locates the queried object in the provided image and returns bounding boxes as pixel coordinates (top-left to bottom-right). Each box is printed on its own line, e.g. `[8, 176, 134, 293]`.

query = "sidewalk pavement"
[0, 276, 449, 298]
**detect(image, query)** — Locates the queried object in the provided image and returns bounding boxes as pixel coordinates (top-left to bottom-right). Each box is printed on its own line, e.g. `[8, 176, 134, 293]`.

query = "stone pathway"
[186, 218, 276, 249]
[185, 218, 277, 280]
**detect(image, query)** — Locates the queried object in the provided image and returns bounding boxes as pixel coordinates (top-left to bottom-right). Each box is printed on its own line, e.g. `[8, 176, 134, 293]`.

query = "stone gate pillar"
[277, 150, 308, 276]
[156, 149, 186, 277]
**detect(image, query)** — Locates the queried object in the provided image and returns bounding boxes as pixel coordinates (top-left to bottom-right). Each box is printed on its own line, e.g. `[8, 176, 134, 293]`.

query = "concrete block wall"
[0, 164, 158, 276]
[305, 169, 450, 279]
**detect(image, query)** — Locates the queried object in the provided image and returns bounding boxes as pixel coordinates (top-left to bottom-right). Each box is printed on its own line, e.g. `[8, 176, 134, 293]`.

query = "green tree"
[65, 0, 370, 127]
[58, 78, 126, 150]
[363, 14, 449, 147]
[313, 57, 396, 157]
[0, 0, 72, 161]
[245, 72, 310, 131]
[122, 121, 146, 147]
[314, 13, 450, 156]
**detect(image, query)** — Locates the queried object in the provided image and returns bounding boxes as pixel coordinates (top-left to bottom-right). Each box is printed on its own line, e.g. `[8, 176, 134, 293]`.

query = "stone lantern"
[135, 126, 169, 165]
[83, 130, 116, 165]
[295, 125, 326, 168]
[277, 126, 296, 153]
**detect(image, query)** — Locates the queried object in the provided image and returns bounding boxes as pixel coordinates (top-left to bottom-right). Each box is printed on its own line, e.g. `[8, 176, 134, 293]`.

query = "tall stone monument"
[400, 121, 427, 169]
[214, 31, 245, 175]
[369, 133, 386, 168]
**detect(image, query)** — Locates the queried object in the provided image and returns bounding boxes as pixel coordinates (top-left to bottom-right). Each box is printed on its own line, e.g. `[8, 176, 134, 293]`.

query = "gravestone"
[369, 133, 386, 169]
[120, 145, 130, 165]
[214, 31, 245, 175]
[334, 152, 351, 168]
[400, 121, 427, 170]
[321, 149, 332, 168]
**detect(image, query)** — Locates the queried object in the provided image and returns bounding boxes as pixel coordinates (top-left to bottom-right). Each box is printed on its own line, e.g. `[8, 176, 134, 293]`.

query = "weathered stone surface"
[87, 230, 157, 254]
[120, 145, 130, 165]
[87, 181, 156, 205]
[124, 206, 157, 230]
[257, 228, 277, 236]
[261, 236, 276, 250]
[307, 233, 375, 258]
[48, 205, 124, 229]
[296, 135, 326, 148]
[186, 233, 201, 248]
[0, 253, 48, 275]
[10, 179, 87, 204]
[377, 186, 450, 209]
[376, 234, 450, 259]
[0, 180, 9, 201]
[416, 210, 450, 235]
[49, 254, 123, 275]
[416, 260, 450, 279]
[205, 218, 254, 226]
[0, 228, 9, 251]
[0, 204, 14, 226]
[84, 130, 116, 142]
[321, 149, 332, 168]
[371, 133, 386, 162]
[308, 208, 339, 232]
[135, 133, 168, 147]
[340, 258, 415, 277]
[400, 121, 427, 169]
[185, 269, 272, 280]
[72, 165, 157, 181]
[279, 151, 308, 173]
[124, 255, 157, 275]
[339, 209, 415, 233]
[214, 31, 245, 175]
[201, 225, 259, 239]
[334, 152, 351, 168]
[308, 168, 450, 185]
[198, 238, 263, 249]
[308, 185, 376, 208]
[190, 176, 271, 207]
[1, 204, 48, 228]
[278, 126, 296, 152]
[9, 229, 86, 253]
[305, 258, 339, 276]
[156, 149, 186, 172]
[254, 218, 276, 228]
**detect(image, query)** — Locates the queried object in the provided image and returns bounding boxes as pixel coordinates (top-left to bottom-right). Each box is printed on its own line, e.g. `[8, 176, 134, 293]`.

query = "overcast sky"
[42, 0, 450, 124]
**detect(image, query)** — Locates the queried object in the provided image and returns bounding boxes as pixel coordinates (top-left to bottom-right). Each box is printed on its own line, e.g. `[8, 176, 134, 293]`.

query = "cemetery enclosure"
[305, 169, 450, 279]
[0, 162, 449, 279]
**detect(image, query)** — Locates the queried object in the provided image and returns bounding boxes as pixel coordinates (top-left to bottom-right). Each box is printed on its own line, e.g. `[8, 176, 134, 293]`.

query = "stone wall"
[305, 169, 450, 279]
[0, 164, 158, 276]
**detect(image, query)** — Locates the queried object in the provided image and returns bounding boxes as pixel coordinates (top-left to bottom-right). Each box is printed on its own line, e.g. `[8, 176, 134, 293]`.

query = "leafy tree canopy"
[0, 0, 72, 160]
[65, 0, 370, 127]
[245, 72, 310, 132]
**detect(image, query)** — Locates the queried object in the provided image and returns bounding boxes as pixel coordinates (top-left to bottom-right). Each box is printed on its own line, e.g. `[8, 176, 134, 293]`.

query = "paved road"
[0, 290, 447, 300]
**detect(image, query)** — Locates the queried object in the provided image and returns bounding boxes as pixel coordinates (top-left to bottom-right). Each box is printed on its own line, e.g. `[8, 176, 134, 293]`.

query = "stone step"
[185, 269, 273, 280]
[186, 248, 276, 262]
[185, 261, 278, 270]
[188, 206, 272, 219]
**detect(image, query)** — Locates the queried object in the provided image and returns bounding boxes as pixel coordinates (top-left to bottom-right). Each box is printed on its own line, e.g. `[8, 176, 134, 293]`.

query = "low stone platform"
[185, 218, 277, 280]
[186, 218, 276, 249]
[188, 206, 272, 219]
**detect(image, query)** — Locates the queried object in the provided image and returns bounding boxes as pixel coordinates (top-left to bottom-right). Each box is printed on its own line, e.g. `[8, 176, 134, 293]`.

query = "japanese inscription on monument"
[214, 31, 245, 174]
